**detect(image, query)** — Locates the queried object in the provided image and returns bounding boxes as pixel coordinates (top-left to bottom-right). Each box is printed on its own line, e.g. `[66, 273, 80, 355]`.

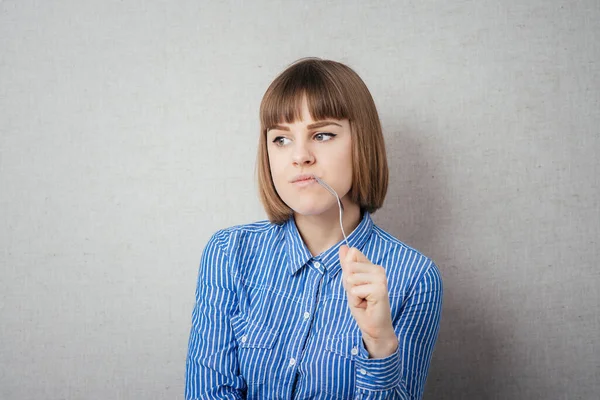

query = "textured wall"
[1, 1, 598, 399]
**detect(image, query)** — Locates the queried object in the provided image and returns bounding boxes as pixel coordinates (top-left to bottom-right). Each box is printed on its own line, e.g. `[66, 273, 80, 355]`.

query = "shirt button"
[240, 335, 247, 344]
[303, 311, 310, 320]
[351, 347, 359, 356]
[314, 261, 321, 268]
[359, 368, 367, 375]
[289, 358, 296, 367]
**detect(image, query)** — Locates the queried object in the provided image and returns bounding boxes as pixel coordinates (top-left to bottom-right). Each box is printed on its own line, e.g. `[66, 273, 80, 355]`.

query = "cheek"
[333, 140, 353, 172]
[339, 142, 354, 187]
[267, 150, 285, 184]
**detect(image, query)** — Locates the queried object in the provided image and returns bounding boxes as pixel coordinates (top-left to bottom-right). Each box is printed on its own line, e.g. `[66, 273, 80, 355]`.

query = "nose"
[292, 142, 315, 166]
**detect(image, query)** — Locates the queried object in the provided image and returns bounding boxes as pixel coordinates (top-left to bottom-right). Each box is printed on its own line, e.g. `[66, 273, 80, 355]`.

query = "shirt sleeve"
[185, 232, 246, 400]
[354, 261, 443, 400]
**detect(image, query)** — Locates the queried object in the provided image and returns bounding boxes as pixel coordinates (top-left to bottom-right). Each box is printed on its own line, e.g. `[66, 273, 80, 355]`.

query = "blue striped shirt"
[185, 212, 443, 399]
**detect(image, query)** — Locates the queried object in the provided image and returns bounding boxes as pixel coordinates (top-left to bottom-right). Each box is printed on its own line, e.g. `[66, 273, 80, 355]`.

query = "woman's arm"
[341, 246, 443, 399]
[358, 263, 443, 399]
[185, 232, 246, 400]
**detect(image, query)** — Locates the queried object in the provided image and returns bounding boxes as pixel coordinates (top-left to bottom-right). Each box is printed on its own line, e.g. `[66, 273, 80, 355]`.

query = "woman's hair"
[256, 58, 389, 224]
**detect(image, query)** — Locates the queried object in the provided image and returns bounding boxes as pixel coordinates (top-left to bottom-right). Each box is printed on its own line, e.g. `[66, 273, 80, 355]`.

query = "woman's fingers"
[339, 245, 388, 305]
[345, 272, 371, 286]
[343, 266, 388, 305]
[339, 245, 371, 264]
[344, 261, 381, 274]
[349, 283, 381, 299]
[345, 272, 386, 286]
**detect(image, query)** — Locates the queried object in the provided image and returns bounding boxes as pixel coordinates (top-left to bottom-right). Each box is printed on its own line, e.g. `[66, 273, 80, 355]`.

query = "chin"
[286, 199, 337, 217]
[292, 208, 326, 217]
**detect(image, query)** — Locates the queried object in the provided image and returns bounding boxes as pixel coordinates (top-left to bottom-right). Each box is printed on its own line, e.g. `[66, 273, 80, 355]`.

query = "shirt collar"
[283, 211, 374, 277]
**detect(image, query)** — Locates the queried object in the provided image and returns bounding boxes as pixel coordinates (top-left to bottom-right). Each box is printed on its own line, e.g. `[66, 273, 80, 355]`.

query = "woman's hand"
[339, 245, 398, 359]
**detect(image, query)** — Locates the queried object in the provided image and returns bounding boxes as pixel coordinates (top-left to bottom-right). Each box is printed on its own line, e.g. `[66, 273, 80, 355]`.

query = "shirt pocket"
[325, 333, 362, 361]
[321, 334, 360, 397]
[230, 314, 280, 385]
[230, 314, 279, 349]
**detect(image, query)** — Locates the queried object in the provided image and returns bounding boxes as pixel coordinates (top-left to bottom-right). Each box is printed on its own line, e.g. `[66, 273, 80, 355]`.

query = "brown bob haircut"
[257, 58, 388, 224]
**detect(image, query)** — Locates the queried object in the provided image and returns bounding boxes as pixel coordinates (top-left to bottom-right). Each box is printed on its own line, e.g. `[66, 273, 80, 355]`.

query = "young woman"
[185, 58, 443, 399]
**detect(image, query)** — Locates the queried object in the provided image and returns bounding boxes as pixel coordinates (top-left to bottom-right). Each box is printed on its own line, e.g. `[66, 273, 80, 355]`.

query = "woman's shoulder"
[216, 219, 278, 235]
[206, 219, 284, 255]
[369, 224, 427, 257]
[368, 223, 442, 286]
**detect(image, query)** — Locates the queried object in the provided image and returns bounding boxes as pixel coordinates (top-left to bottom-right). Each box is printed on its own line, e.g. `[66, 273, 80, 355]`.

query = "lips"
[291, 174, 316, 183]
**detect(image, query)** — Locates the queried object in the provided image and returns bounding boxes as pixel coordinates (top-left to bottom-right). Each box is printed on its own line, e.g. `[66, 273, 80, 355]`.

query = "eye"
[314, 132, 337, 142]
[272, 136, 291, 147]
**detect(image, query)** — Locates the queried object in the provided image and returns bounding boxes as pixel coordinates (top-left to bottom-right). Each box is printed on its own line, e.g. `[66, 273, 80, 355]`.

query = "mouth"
[291, 174, 317, 186]
[291, 174, 316, 183]
[294, 177, 315, 183]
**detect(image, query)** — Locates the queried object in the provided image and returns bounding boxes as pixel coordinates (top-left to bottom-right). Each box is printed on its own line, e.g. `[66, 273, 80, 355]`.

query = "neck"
[294, 199, 362, 256]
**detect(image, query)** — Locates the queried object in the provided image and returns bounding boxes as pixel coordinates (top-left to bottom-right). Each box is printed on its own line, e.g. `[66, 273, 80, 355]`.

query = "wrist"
[362, 330, 398, 359]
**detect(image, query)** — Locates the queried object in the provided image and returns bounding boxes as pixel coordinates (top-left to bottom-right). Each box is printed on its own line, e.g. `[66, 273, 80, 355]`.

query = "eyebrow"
[268, 121, 342, 132]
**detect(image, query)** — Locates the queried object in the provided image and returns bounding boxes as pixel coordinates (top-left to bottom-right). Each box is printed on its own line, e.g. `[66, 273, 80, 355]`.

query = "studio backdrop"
[1, 1, 598, 399]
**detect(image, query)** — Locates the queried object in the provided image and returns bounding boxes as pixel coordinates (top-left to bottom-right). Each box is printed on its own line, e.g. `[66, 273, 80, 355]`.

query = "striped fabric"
[185, 212, 443, 399]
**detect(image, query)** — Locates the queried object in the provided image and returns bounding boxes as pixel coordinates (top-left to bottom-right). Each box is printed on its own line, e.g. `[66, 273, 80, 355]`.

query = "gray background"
[1, 1, 598, 399]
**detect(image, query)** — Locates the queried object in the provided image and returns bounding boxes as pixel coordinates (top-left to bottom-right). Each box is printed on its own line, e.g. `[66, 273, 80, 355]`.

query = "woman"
[185, 58, 443, 399]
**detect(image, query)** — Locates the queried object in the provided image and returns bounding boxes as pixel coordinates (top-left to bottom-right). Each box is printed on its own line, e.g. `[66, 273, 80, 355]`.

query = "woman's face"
[266, 97, 354, 217]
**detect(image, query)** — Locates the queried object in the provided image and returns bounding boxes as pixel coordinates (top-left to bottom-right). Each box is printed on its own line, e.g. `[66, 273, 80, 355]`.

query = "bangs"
[260, 61, 351, 130]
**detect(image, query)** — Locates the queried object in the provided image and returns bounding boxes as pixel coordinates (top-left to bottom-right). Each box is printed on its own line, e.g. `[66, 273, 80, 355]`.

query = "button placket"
[290, 266, 326, 381]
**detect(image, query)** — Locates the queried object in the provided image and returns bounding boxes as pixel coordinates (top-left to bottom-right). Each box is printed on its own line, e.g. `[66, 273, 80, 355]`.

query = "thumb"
[346, 247, 370, 263]
[339, 245, 349, 263]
